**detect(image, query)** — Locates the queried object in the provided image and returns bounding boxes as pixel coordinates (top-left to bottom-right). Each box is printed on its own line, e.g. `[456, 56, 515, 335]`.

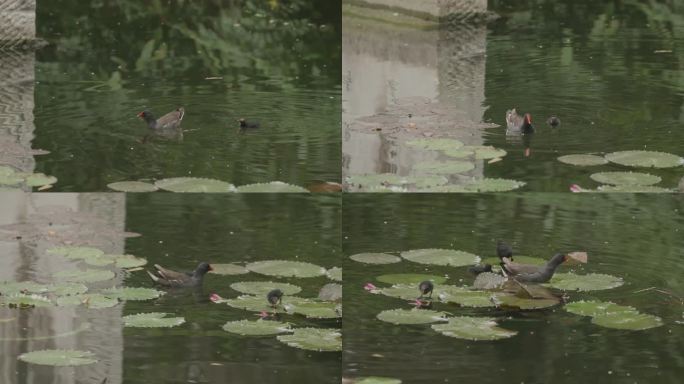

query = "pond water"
[24, 0, 341, 191]
[343, 194, 684, 383]
[342, 0, 684, 192]
[0, 192, 341, 384]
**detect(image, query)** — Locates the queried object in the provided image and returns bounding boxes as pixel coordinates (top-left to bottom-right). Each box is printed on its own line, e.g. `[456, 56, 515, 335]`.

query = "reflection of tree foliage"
[37, 0, 341, 88]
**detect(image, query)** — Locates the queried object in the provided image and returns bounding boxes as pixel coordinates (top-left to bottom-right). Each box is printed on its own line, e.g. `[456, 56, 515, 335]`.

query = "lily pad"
[0, 166, 23, 186]
[350, 253, 401, 264]
[50, 283, 89, 296]
[82, 256, 115, 267]
[246, 260, 326, 278]
[462, 178, 526, 192]
[210, 263, 249, 275]
[112, 254, 148, 269]
[547, 273, 624, 291]
[155, 177, 236, 193]
[597, 185, 673, 193]
[47, 246, 104, 260]
[605, 150, 683, 168]
[277, 328, 342, 352]
[0, 281, 50, 295]
[494, 294, 560, 310]
[236, 181, 309, 193]
[102, 287, 164, 301]
[401, 249, 480, 267]
[431, 316, 517, 340]
[2, 294, 53, 308]
[376, 274, 447, 285]
[326, 267, 342, 282]
[222, 319, 293, 336]
[356, 378, 402, 384]
[590, 171, 661, 186]
[123, 312, 185, 328]
[592, 312, 663, 330]
[230, 281, 301, 296]
[346, 174, 448, 190]
[564, 300, 638, 317]
[56, 294, 119, 309]
[220, 295, 274, 312]
[54, 269, 115, 283]
[107, 181, 158, 192]
[375, 285, 422, 300]
[412, 161, 475, 175]
[437, 286, 495, 308]
[287, 299, 341, 319]
[24, 173, 58, 187]
[18, 349, 97, 366]
[558, 154, 609, 166]
[406, 138, 463, 151]
[376, 308, 448, 325]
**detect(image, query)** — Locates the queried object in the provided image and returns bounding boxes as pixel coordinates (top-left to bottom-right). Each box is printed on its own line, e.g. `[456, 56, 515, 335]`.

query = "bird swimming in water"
[546, 116, 561, 128]
[146, 262, 212, 288]
[238, 118, 260, 129]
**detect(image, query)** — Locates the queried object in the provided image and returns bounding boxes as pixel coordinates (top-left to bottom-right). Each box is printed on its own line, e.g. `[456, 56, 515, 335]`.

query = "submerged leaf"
[222, 319, 293, 336]
[401, 249, 480, 267]
[54, 269, 115, 283]
[605, 150, 683, 168]
[286, 299, 341, 319]
[107, 181, 158, 192]
[47, 246, 104, 260]
[155, 177, 236, 193]
[376, 274, 447, 285]
[276, 328, 342, 352]
[230, 281, 301, 296]
[376, 308, 448, 325]
[350, 253, 402, 264]
[590, 171, 661, 186]
[236, 181, 309, 193]
[123, 312, 185, 328]
[210, 263, 249, 275]
[431, 316, 517, 340]
[18, 349, 97, 366]
[558, 154, 609, 166]
[246, 260, 326, 278]
[547, 273, 623, 292]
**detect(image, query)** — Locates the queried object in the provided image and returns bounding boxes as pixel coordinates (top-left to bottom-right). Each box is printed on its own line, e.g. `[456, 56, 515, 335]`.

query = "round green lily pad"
[590, 171, 661, 186]
[412, 161, 475, 175]
[564, 300, 638, 317]
[401, 249, 480, 267]
[470, 146, 508, 160]
[376, 308, 448, 325]
[494, 294, 560, 310]
[222, 319, 292, 336]
[287, 299, 341, 319]
[54, 269, 115, 283]
[597, 185, 673, 193]
[210, 263, 249, 275]
[605, 150, 683, 168]
[220, 295, 277, 312]
[547, 273, 624, 291]
[350, 253, 401, 264]
[18, 349, 97, 366]
[112, 254, 147, 269]
[24, 173, 58, 187]
[437, 286, 495, 308]
[155, 177, 237, 193]
[47, 246, 104, 260]
[123, 312, 185, 328]
[356, 378, 402, 384]
[558, 154, 609, 166]
[2, 294, 53, 308]
[0, 166, 23, 186]
[0, 281, 50, 295]
[246, 260, 326, 278]
[82, 256, 115, 267]
[481, 256, 545, 266]
[276, 328, 342, 352]
[346, 174, 448, 189]
[591, 312, 663, 330]
[50, 283, 88, 296]
[326, 267, 342, 282]
[375, 285, 422, 300]
[0, 165, 16, 177]
[107, 181, 158, 192]
[406, 138, 463, 151]
[462, 178, 526, 192]
[230, 281, 301, 296]
[376, 274, 447, 285]
[56, 294, 119, 309]
[102, 287, 164, 301]
[236, 181, 309, 193]
[432, 316, 517, 340]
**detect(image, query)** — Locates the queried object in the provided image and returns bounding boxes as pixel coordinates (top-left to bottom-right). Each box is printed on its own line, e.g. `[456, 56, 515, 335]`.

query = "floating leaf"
[376, 274, 447, 285]
[54, 269, 115, 283]
[277, 328, 341, 352]
[346, 174, 448, 190]
[155, 177, 236, 193]
[102, 287, 164, 301]
[437, 286, 495, 308]
[401, 249, 480, 267]
[56, 294, 119, 309]
[597, 185, 673, 193]
[222, 319, 293, 336]
[82, 256, 114, 267]
[47, 246, 104, 260]
[2, 294, 53, 308]
[605, 150, 683, 168]
[406, 138, 463, 151]
[246, 260, 326, 278]
[375, 285, 421, 300]
[564, 300, 638, 317]
[112, 254, 148, 269]
[287, 299, 341, 319]
[547, 273, 623, 291]
[18, 349, 97, 366]
[412, 161, 474, 175]
[107, 181, 158, 192]
[350, 253, 401, 264]
[230, 281, 301, 296]
[221, 295, 273, 312]
[24, 173, 58, 187]
[210, 263, 249, 275]
[123, 312, 185, 328]
[558, 154, 608, 166]
[0, 281, 50, 295]
[326, 267, 342, 282]
[462, 178, 525, 192]
[318, 283, 342, 301]
[236, 181, 309, 193]
[50, 283, 88, 296]
[356, 378, 402, 384]
[592, 312, 663, 330]
[431, 316, 517, 340]
[481, 255, 545, 266]
[590, 171, 661, 186]
[376, 308, 448, 325]
[494, 294, 560, 310]
[0, 166, 23, 186]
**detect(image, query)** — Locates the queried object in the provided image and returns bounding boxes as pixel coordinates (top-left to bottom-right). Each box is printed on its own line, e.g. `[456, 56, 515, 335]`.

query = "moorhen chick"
[505, 109, 534, 135]
[146, 262, 212, 288]
[418, 280, 434, 299]
[138, 107, 185, 130]
[468, 240, 511, 275]
[547, 115, 561, 128]
[267, 289, 284, 307]
[502, 253, 568, 283]
[238, 118, 260, 129]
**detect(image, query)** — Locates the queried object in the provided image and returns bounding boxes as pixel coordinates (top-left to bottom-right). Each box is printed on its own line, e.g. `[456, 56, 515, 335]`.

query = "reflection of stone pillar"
[0, 192, 126, 384]
[0, 0, 36, 174]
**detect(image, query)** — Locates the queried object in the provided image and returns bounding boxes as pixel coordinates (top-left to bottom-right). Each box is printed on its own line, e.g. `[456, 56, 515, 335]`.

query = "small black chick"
[238, 118, 260, 129]
[418, 280, 434, 299]
[547, 116, 561, 128]
[267, 289, 283, 307]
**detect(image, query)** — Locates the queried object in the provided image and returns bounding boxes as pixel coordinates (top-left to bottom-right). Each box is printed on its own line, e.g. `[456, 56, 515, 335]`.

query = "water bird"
[547, 115, 561, 127]
[505, 108, 534, 135]
[238, 118, 260, 129]
[146, 262, 212, 287]
[138, 107, 185, 130]
[267, 289, 284, 307]
[418, 280, 434, 299]
[497, 240, 513, 260]
[468, 263, 493, 275]
[502, 253, 568, 283]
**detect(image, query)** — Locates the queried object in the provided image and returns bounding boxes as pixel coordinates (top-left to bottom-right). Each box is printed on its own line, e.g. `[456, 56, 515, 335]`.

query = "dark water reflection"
[31, 0, 341, 191]
[343, 194, 684, 383]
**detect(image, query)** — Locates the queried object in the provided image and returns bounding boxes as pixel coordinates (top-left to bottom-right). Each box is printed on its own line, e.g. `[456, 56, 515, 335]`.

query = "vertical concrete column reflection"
[0, 192, 125, 384]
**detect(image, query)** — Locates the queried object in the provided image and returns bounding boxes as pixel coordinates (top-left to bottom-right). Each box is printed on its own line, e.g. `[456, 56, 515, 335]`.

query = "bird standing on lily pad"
[146, 262, 212, 288]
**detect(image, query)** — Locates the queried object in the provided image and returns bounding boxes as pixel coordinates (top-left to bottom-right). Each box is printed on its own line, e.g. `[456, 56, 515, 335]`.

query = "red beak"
[208, 265, 213, 271]
[137, 111, 144, 118]
[525, 114, 532, 124]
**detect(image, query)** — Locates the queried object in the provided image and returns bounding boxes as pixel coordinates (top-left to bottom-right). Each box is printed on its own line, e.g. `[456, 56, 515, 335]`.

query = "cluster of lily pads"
[344, 138, 525, 193]
[210, 260, 342, 352]
[558, 150, 684, 192]
[106, 178, 311, 193]
[0, 165, 58, 191]
[351, 248, 663, 341]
